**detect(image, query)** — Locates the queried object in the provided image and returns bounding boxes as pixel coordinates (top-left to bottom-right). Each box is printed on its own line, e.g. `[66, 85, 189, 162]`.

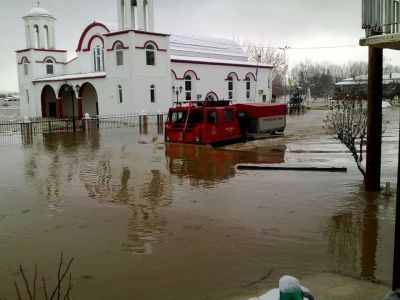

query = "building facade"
[16, 0, 273, 118]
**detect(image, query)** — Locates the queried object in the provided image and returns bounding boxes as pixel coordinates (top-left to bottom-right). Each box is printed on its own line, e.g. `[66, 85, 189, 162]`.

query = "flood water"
[0, 109, 398, 299]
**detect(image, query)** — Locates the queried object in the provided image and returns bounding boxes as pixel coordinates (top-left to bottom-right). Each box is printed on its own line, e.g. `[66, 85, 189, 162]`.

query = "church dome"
[25, 7, 53, 17]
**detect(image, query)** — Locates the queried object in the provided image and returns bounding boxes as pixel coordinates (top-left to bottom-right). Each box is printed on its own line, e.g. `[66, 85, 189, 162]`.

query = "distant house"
[16, 1, 273, 118]
[334, 73, 400, 100]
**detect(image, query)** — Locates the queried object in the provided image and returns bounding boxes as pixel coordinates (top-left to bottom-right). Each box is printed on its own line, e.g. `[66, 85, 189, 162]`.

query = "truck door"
[206, 110, 218, 142]
[223, 109, 238, 139]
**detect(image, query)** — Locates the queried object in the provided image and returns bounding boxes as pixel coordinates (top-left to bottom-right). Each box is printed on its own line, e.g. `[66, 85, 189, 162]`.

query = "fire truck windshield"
[170, 110, 203, 124]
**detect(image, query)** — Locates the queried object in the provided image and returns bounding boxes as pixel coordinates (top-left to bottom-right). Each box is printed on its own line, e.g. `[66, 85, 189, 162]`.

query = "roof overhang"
[32, 72, 106, 83]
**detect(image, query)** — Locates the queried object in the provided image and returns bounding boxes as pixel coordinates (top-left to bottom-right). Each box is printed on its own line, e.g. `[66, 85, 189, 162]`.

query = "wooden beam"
[365, 46, 383, 191]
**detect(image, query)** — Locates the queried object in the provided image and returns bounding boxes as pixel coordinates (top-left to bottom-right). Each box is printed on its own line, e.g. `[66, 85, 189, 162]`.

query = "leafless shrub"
[323, 101, 368, 177]
[13, 252, 74, 300]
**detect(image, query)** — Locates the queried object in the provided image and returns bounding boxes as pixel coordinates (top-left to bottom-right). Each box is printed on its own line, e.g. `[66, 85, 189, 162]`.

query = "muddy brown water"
[0, 109, 398, 299]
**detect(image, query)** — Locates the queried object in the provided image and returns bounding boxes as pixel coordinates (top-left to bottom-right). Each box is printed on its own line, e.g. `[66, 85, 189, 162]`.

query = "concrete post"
[366, 46, 383, 191]
[82, 113, 97, 132]
[139, 110, 148, 134]
[22, 116, 33, 144]
[157, 110, 164, 135]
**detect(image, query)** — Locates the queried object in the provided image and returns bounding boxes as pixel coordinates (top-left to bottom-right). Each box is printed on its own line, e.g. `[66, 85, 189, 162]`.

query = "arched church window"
[185, 75, 192, 101]
[22, 57, 29, 76]
[118, 85, 123, 103]
[46, 59, 54, 75]
[93, 45, 105, 72]
[245, 76, 252, 99]
[150, 84, 155, 103]
[116, 43, 124, 66]
[228, 76, 234, 100]
[146, 44, 155, 66]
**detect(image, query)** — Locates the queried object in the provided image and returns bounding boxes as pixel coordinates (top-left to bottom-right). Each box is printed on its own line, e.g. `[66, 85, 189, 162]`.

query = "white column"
[137, 0, 145, 30]
[131, 3, 136, 28]
[39, 22, 46, 48]
[147, 0, 154, 32]
[50, 23, 56, 49]
[117, 0, 123, 30]
[25, 24, 32, 48]
[30, 22, 36, 48]
[125, 0, 132, 29]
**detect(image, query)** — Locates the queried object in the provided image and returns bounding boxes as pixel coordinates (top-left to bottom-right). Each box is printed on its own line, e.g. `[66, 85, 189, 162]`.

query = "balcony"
[359, 0, 400, 49]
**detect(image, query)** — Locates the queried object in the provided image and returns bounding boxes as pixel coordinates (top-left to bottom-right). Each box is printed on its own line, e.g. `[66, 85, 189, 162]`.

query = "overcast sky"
[1, 0, 399, 92]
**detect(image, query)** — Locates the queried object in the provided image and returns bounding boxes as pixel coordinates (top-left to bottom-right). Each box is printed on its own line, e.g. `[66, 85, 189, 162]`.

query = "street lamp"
[172, 86, 183, 103]
[63, 83, 80, 132]
[279, 46, 290, 104]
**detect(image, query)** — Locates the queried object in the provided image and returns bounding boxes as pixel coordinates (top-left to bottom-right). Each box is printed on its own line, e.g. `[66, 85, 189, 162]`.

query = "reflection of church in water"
[25, 132, 171, 255]
[17, 0, 273, 118]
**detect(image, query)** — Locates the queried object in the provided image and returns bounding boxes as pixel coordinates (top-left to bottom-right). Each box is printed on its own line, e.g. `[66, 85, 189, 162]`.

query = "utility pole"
[279, 46, 290, 104]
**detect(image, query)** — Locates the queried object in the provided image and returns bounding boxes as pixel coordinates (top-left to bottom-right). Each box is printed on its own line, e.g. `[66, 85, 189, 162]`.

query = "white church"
[16, 0, 273, 118]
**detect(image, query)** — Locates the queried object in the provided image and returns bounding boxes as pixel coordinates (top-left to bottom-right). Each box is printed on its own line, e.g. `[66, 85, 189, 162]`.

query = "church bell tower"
[23, 2, 56, 49]
[117, 0, 154, 31]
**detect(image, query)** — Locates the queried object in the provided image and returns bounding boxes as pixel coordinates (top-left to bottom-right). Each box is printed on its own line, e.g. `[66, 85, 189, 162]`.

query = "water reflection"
[165, 143, 285, 187]
[24, 130, 171, 255]
[326, 184, 382, 280]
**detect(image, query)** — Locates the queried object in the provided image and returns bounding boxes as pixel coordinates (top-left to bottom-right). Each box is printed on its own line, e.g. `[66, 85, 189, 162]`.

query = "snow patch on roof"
[170, 34, 247, 61]
[25, 7, 53, 17]
[336, 73, 400, 85]
[171, 55, 273, 68]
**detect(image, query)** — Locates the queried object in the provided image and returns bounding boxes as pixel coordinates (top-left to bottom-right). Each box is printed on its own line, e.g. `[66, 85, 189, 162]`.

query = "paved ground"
[301, 272, 390, 300]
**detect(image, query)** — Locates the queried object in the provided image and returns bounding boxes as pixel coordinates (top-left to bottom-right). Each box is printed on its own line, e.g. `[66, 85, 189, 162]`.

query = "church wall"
[171, 62, 272, 103]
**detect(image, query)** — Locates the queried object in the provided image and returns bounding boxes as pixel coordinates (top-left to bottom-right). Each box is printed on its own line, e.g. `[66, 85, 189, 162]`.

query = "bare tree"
[244, 43, 288, 97]
[323, 101, 367, 177]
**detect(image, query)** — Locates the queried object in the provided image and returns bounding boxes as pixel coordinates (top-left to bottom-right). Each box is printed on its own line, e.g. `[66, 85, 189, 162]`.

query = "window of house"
[185, 75, 192, 101]
[228, 76, 233, 100]
[46, 59, 54, 75]
[93, 46, 104, 72]
[245, 77, 251, 99]
[150, 84, 155, 102]
[118, 85, 123, 103]
[116, 43, 123, 66]
[26, 90, 30, 104]
[146, 44, 155, 66]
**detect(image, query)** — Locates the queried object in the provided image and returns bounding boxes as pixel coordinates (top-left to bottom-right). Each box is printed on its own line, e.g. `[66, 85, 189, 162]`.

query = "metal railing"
[363, 0, 400, 37]
[0, 114, 166, 137]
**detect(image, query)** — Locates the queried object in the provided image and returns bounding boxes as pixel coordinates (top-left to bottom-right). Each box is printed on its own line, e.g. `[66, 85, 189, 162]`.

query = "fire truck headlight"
[166, 136, 170, 142]
[195, 137, 200, 143]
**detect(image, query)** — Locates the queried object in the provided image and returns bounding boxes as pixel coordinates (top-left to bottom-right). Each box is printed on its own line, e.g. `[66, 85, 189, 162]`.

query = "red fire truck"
[165, 100, 287, 146]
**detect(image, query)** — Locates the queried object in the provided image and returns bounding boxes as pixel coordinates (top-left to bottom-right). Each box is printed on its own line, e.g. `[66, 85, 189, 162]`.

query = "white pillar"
[147, 0, 154, 32]
[131, 2, 136, 29]
[30, 22, 37, 48]
[137, 0, 145, 30]
[50, 23, 56, 49]
[117, 0, 123, 30]
[25, 24, 32, 48]
[125, 0, 132, 29]
[39, 23, 46, 48]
